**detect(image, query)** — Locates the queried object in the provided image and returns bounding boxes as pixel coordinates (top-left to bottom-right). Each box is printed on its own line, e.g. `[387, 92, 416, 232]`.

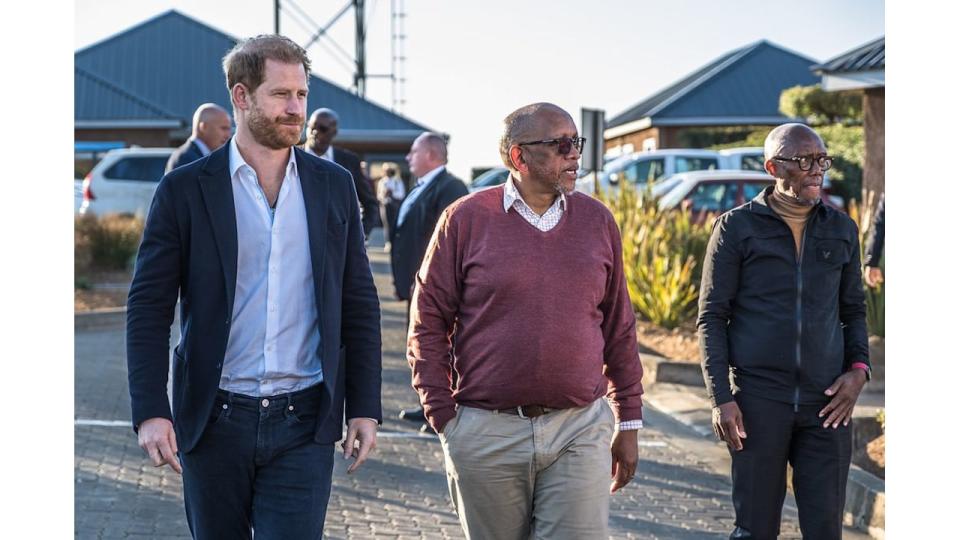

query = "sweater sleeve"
[599, 217, 645, 423]
[407, 207, 462, 433]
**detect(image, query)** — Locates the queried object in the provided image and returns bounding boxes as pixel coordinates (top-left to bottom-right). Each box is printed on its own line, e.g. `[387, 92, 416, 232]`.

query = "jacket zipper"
[794, 224, 808, 413]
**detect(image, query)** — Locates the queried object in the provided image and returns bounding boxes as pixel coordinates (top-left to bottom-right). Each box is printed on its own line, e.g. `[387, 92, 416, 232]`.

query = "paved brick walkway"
[75, 230, 831, 539]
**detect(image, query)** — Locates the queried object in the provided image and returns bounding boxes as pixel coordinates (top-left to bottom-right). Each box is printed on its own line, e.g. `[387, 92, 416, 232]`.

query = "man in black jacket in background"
[697, 123, 870, 540]
[306, 108, 380, 238]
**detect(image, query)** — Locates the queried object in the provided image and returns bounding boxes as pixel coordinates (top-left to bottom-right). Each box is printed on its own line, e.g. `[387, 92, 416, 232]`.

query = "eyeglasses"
[773, 154, 833, 171]
[517, 136, 585, 156]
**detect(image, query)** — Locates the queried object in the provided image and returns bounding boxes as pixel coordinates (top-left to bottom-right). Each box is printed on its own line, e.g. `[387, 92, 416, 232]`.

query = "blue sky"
[74, 0, 884, 179]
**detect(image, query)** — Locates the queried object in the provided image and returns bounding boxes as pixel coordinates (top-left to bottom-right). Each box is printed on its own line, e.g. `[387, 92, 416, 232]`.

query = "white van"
[78, 147, 175, 217]
[575, 149, 722, 195]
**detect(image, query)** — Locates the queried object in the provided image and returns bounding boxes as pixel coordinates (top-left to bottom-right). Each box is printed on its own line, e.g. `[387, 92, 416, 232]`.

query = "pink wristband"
[851, 362, 869, 371]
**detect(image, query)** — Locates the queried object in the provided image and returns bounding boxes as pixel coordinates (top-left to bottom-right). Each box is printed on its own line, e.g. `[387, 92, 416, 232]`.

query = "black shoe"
[419, 423, 436, 436]
[398, 406, 426, 423]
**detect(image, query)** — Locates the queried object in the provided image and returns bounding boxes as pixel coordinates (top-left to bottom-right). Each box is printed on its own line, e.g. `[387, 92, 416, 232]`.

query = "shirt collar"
[192, 137, 211, 156]
[304, 145, 334, 162]
[229, 137, 298, 181]
[503, 175, 566, 214]
[415, 165, 445, 188]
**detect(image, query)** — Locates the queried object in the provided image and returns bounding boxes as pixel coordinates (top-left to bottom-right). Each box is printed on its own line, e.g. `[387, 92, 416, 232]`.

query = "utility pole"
[274, 0, 280, 34]
[353, 0, 366, 98]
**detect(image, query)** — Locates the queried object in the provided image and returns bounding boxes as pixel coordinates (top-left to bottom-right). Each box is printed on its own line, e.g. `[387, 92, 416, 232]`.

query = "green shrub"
[599, 186, 713, 329]
[75, 213, 145, 272]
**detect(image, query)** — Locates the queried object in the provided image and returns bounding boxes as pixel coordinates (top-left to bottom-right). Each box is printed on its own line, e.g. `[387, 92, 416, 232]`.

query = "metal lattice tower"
[391, 0, 407, 113]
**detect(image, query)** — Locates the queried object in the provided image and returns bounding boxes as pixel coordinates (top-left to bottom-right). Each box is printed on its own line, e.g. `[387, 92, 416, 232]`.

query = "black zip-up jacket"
[697, 186, 870, 408]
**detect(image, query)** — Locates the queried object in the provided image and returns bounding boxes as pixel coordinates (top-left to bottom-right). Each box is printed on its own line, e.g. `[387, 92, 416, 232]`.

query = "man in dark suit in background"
[127, 35, 381, 539]
[392, 132, 468, 423]
[305, 108, 380, 238]
[164, 103, 232, 173]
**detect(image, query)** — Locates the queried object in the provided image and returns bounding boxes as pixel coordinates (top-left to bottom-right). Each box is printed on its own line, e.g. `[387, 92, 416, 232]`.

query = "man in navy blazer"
[127, 35, 381, 539]
[164, 103, 232, 173]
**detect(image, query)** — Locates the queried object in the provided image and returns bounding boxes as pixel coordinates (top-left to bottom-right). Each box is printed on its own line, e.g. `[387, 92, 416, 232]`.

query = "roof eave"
[820, 70, 885, 91]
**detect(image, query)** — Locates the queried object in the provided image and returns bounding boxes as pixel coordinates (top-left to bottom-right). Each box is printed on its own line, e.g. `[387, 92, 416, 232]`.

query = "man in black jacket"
[305, 108, 380, 238]
[393, 132, 468, 423]
[697, 123, 870, 540]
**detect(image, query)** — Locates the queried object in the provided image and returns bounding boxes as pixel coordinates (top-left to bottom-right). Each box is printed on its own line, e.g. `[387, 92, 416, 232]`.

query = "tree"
[779, 84, 863, 126]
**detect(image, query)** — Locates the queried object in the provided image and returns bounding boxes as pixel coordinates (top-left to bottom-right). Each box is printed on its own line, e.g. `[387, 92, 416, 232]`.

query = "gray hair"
[418, 132, 448, 162]
[499, 102, 569, 170]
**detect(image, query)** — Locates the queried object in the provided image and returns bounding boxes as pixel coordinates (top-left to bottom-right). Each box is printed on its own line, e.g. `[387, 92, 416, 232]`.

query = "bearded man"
[126, 34, 382, 539]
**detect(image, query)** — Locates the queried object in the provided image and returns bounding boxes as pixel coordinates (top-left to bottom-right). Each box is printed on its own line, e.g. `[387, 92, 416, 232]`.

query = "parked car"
[78, 147, 175, 216]
[718, 146, 766, 171]
[469, 167, 509, 192]
[576, 149, 722, 195]
[656, 170, 843, 222]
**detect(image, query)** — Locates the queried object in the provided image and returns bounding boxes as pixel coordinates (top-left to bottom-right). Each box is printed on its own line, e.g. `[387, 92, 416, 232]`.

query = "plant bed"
[636, 319, 700, 362]
[75, 270, 132, 312]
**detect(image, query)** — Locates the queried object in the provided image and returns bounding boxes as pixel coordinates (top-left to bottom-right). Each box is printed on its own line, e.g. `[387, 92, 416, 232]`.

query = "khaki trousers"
[439, 398, 615, 540]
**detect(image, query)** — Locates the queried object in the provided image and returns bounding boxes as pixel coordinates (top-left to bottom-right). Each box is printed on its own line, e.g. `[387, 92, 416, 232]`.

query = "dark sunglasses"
[772, 154, 833, 172]
[517, 136, 585, 155]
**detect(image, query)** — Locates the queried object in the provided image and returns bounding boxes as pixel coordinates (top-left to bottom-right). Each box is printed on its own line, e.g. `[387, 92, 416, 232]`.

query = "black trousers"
[729, 392, 852, 540]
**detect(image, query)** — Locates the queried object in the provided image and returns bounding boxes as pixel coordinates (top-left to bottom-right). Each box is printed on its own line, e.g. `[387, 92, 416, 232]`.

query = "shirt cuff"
[617, 419, 644, 431]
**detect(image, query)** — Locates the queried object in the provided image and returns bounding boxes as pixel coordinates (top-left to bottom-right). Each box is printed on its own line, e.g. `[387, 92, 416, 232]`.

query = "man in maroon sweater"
[407, 103, 644, 539]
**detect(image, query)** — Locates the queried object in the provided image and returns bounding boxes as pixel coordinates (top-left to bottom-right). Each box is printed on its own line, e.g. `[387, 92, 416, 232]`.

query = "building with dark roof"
[604, 40, 818, 153]
[75, 10, 430, 163]
[814, 37, 885, 197]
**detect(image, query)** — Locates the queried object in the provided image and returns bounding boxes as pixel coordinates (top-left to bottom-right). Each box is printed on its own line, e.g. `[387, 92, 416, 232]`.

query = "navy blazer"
[127, 141, 382, 454]
[165, 139, 205, 174]
[390, 169, 468, 300]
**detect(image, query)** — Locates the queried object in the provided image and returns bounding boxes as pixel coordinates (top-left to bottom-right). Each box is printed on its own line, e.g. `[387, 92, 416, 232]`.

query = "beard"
[247, 100, 304, 150]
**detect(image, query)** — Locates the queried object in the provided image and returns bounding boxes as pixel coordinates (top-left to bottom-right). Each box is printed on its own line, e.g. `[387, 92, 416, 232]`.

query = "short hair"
[499, 102, 569, 170]
[222, 35, 311, 95]
[764, 123, 822, 162]
[418, 132, 448, 162]
[309, 108, 340, 126]
[192, 103, 228, 132]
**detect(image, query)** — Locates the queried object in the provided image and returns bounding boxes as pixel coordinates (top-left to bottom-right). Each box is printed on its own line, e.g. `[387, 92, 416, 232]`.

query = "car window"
[742, 181, 771, 201]
[739, 154, 766, 172]
[473, 168, 509, 188]
[625, 158, 665, 185]
[104, 156, 168, 183]
[675, 157, 719, 173]
[685, 182, 739, 212]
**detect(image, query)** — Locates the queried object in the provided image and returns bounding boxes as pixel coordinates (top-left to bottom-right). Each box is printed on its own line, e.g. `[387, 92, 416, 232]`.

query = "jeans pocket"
[208, 399, 229, 426]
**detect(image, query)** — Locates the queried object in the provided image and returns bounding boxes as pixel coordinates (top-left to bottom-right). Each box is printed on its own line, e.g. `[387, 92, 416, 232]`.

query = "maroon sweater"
[408, 186, 644, 433]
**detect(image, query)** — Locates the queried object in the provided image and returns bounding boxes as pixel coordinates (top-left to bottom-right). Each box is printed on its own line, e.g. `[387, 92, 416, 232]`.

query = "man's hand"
[819, 370, 868, 428]
[137, 417, 182, 474]
[609, 430, 638, 494]
[712, 401, 747, 451]
[341, 418, 378, 474]
[864, 266, 884, 288]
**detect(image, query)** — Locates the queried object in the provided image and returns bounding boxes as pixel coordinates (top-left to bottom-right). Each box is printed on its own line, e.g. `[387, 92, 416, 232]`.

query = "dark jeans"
[729, 392, 852, 540]
[181, 384, 334, 540]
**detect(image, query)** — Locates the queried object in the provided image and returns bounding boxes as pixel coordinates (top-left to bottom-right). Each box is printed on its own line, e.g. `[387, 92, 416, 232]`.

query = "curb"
[640, 353, 885, 538]
[75, 307, 126, 330]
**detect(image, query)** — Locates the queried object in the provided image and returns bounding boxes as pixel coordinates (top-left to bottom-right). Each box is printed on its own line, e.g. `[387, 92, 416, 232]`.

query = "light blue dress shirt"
[219, 139, 323, 396]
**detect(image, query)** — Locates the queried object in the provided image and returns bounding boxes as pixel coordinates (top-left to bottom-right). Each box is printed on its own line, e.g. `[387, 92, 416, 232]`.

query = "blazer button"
[216, 362, 222, 369]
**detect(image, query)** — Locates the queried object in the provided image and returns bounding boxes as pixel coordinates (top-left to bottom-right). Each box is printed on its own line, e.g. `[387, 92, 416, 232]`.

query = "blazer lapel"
[197, 144, 238, 317]
[294, 148, 330, 324]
